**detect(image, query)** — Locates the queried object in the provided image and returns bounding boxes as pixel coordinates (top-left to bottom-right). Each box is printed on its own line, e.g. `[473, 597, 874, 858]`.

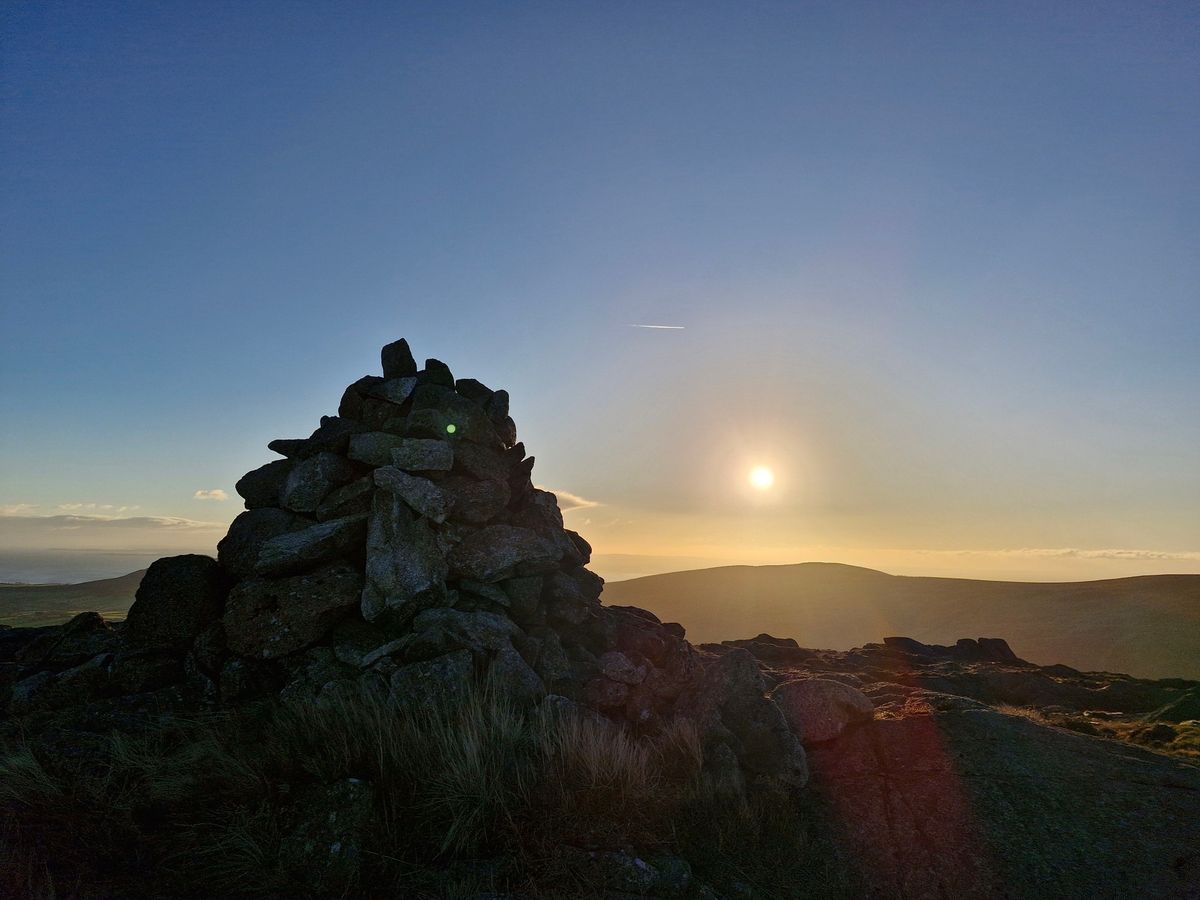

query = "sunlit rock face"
[2, 338, 805, 792]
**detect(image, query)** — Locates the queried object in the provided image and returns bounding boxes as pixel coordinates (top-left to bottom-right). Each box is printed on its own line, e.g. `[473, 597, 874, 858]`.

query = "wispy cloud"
[0, 512, 228, 552]
[917, 547, 1200, 562]
[628, 323, 685, 330]
[0, 503, 39, 517]
[57, 503, 140, 513]
[0, 514, 224, 531]
[537, 487, 601, 512]
[193, 489, 229, 501]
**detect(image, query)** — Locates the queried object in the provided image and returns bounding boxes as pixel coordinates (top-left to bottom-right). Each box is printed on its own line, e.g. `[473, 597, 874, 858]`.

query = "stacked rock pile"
[2, 340, 807, 792]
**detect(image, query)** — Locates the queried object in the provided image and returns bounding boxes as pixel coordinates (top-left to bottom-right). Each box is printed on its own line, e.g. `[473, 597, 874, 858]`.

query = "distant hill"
[602, 562, 1200, 680]
[6, 562, 1199, 680]
[0, 570, 145, 627]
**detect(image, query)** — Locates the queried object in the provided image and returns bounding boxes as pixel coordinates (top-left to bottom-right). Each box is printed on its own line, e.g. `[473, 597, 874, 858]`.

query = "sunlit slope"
[0, 570, 145, 627]
[602, 563, 1200, 680]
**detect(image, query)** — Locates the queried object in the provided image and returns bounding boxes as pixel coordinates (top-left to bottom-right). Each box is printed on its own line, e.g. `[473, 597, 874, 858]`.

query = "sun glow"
[749, 465, 775, 490]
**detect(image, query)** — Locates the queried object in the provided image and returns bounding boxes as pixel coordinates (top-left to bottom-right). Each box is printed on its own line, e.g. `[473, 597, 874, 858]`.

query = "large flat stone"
[347, 432, 410, 467]
[447, 524, 562, 583]
[218, 508, 309, 576]
[373, 466, 451, 523]
[402, 607, 519, 657]
[254, 515, 367, 577]
[280, 451, 358, 514]
[390, 438, 453, 471]
[223, 563, 363, 659]
[368, 376, 417, 406]
[360, 489, 447, 623]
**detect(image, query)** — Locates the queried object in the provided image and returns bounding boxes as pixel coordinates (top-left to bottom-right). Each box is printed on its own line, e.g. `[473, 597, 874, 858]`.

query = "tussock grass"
[1, 687, 836, 898]
[996, 704, 1200, 763]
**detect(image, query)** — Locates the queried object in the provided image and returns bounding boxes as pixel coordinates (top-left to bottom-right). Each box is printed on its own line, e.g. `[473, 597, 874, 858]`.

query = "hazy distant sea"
[0, 550, 167, 585]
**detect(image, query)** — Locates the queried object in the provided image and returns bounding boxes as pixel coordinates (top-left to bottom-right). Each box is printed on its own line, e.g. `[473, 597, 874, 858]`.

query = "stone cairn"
[7, 340, 807, 792]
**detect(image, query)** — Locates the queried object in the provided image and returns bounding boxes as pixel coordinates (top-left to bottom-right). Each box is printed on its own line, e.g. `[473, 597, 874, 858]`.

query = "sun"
[749, 465, 775, 490]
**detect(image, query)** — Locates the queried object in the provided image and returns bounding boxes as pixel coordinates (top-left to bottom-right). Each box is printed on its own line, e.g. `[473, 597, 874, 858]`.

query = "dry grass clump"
[995, 704, 1200, 763]
[0, 687, 833, 898]
[1167, 720, 1200, 759]
[995, 703, 1051, 725]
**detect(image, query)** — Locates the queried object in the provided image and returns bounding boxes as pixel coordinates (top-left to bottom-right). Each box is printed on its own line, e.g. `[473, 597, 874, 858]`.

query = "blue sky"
[2, 1, 1198, 580]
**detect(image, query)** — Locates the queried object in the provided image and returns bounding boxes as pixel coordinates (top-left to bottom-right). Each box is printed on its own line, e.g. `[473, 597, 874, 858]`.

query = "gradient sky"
[2, 1, 1198, 582]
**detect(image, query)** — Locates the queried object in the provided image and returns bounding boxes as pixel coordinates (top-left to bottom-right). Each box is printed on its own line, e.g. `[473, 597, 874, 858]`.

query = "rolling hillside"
[602, 562, 1200, 680]
[0, 570, 145, 627]
[5, 562, 1198, 680]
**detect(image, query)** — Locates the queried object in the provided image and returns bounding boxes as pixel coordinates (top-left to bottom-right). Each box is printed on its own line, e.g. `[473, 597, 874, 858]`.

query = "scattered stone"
[8, 671, 55, 715]
[15, 611, 118, 669]
[771, 677, 875, 744]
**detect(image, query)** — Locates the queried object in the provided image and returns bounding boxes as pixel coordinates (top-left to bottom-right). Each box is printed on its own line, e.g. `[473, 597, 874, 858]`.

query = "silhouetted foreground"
[2, 341, 1197, 897]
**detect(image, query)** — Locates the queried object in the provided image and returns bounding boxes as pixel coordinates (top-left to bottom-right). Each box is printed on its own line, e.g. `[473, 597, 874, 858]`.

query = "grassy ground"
[0, 688, 849, 899]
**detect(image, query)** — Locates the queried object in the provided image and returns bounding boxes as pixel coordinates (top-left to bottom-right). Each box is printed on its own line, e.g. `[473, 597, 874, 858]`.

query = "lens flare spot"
[749, 466, 775, 490]
[446, 423, 457, 434]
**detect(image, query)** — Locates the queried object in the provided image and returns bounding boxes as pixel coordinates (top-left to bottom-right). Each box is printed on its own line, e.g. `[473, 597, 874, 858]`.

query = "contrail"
[628, 324, 685, 330]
